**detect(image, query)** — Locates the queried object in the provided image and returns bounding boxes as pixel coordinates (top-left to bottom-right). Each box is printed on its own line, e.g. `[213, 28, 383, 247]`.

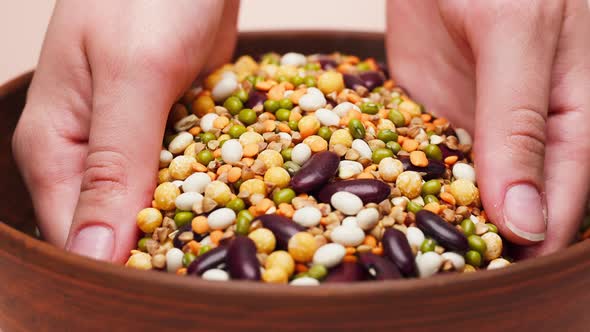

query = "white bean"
[175, 192, 204, 211]
[341, 217, 358, 228]
[168, 132, 194, 154]
[220, 139, 243, 163]
[356, 207, 380, 230]
[290, 277, 320, 286]
[429, 134, 444, 145]
[406, 226, 425, 250]
[207, 208, 236, 230]
[315, 108, 340, 126]
[441, 252, 465, 271]
[416, 252, 443, 278]
[298, 93, 326, 112]
[165, 248, 184, 273]
[182, 172, 211, 193]
[313, 243, 346, 268]
[338, 160, 363, 179]
[455, 128, 472, 145]
[452, 163, 476, 183]
[280, 52, 307, 67]
[211, 77, 238, 102]
[159, 150, 174, 167]
[202, 268, 230, 281]
[487, 258, 511, 270]
[172, 180, 184, 188]
[331, 191, 363, 215]
[199, 113, 219, 133]
[292, 206, 322, 227]
[351, 139, 372, 159]
[330, 225, 365, 246]
[333, 102, 360, 117]
[291, 143, 312, 165]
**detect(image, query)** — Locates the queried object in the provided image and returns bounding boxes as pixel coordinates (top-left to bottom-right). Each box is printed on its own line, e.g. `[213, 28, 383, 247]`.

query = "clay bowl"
[1, 31, 590, 332]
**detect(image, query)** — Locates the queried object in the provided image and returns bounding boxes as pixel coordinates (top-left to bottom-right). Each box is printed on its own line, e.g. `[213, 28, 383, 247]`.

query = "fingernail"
[68, 225, 114, 260]
[503, 184, 547, 242]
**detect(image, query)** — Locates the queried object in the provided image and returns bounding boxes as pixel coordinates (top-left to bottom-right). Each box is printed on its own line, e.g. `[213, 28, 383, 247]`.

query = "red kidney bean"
[318, 56, 338, 70]
[245, 90, 267, 108]
[358, 71, 385, 91]
[358, 252, 402, 280]
[187, 245, 229, 276]
[416, 210, 469, 252]
[399, 156, 446, 180]
[324, 262, 368, 282]
[317, 179, 390, 204]
[377, 61, 390, 79]
[439, 144, 464, 160]
[343, 73, 365, 89]
[257, 214, 305, 249]
[382, 228, 416, 277]
[226, 236, 261, 281]
[290, 151, 340, 193]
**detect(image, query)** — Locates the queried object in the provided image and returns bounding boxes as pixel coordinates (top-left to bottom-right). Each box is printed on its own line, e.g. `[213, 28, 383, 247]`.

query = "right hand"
[12, 0, 239, 262]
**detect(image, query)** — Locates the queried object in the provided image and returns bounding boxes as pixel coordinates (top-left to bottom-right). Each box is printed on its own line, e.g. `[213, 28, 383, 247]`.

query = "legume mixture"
[126, 52, 514, 284]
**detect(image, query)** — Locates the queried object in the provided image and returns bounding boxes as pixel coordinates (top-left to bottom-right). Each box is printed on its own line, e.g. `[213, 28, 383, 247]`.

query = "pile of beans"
[125, 52, 513, 284]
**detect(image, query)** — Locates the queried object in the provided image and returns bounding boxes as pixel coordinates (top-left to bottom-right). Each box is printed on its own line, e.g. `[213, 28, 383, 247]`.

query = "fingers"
[65, 2, 227, 262]
[467, 2, 564, 245]
[204, 0, 240, 73]
[521, 0, 590, 256]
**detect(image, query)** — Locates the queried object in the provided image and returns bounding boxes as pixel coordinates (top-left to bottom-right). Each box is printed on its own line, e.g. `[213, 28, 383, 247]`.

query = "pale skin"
[13, 0, 590, 262]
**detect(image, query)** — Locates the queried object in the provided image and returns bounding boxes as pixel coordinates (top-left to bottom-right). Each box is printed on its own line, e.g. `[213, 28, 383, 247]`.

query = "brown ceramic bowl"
[1, 31, 590, 332]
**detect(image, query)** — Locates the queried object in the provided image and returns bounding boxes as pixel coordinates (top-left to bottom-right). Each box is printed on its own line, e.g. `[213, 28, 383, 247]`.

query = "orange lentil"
[410, 150, 429, 167]
[295, 263, 309, 273]
[207, 171, 216, 181]
[297, 193, 309, 199]
[210, 230, 224, 246]
[423, 202, 441, 214]
[400, 110, 412, 125]
[356, 172, 374, 179]
[213, 149, 222, 159]
[344, 55, 360, 64]
[421, 114, 432, 122]
[337, 63, 354, 73]
[383, 80, 395, 89]
[217, 164, 233, 176]
[343, 255, 358, 263]
[280, 81, 294, 90]
[256, 198, 274, 214]
[176, 268, 188, 276]
[397, 135, 406, 145]
[262, 119, 276, 132]
[192, 216, 209, 234]
[242, 157, 255, 167]
[444, 155, 459, 165]
[213, 116, 229, 129]
[267, 84, 285, 100]
[193, 163, 208, 172]
[227, 167, 242, 183]
[424, 123, 436, 132]
[277, 123, 291, 133]
[402, 139, 419, 152]
[289, 111, 303, 122]
[378, 108, 389, 119]
[345, 247, 356, 255]
[371, 246, 384, 256]
[309, 138, 328, 152]
[289, 89, 307, 104]
[243, 143, 259, 157]
[363, 235, 377, 248]
[440, 192, 456, 206]
[188, 240, 201, 255]
[432, 117, 448, 126]
[151, 200, 158, 208]
[188, 127, 201, 136]
[346, 93, 361, 104]
[255, 80, 276, 91]
[277, 203, 295, 218]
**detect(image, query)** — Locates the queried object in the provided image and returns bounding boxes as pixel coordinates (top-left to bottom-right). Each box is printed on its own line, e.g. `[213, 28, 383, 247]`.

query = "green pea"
[137, 237, 150, 252]
[465, 250, 482, 267]
[174, 211, 194, 228]
[318, 126, 333, 141]
[246, 75, 263, 85]
[199, 245, 211, 256]
[276, 108, 291, 121]
[420, 238, 437, 253]
[261, 53, 279, 65]
[467, 235, 487, 255]
[229, 124, 247, 138]
[294, 272, 309, 279]
[226, 197, 246, 213]
[235, 216, 251, 235]
[305, 62, 321, 71]
[288, 120, 299, 131]
[200, 132, 216, 144]
[387, 141, 402, 155]
[276, 75, 289, 83]
[372, 148, 394, 164]
[237, 209, 255, 223]
[264, 99, 280, 113]
[361, 102, 379, 115]
[234, 89, 249, 103]
[307, 264, 328, 280]
[281, 148, 293, 161]
[391, 96, 403, 105]
[219, 139, 228, 148]
[238, 108, 257, 125]
[356, 61, 371, 72]
[423, 194, 439, 204]
[426, 130, 436, 138]
[291, 75, 304, 86]
[377, 129, 398, 143]
[348, 119, 365, 139]
[372, 87, 384, 94]
[486, 223, 498, 233]
[283, 161, 301, 176]
[197, 149, 214, 165]
[461, 219, 476, 236]
[183, 252, 197, 267]
[273, 188, 296, 205]
[422, 179, 442, 196]
[223, 96, 243, 115]
[279, 98, 293, 110]
[164, 133, 177, 146]
[388, 109, 405, 127]
[303, 75, 316, 87]
[407, 201, 423, 214]
[233, 179, 244, 191]
[424, 144, 443, 161]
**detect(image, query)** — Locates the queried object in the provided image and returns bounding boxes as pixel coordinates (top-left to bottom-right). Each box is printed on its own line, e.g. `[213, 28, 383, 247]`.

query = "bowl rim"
[2, 31, 589, 297]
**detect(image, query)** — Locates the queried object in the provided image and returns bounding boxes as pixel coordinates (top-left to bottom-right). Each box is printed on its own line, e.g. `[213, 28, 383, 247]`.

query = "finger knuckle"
[81, 149, 129, 196]
[504, 107, 547, 167]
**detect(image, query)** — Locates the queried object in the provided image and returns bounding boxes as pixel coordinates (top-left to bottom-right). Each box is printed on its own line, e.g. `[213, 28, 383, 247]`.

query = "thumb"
[469, 3, 563, 244]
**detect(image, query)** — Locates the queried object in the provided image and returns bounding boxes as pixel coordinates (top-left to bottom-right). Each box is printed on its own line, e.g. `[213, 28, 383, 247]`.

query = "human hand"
[386, 0, 590, 256]
[12, 0, 238, 262]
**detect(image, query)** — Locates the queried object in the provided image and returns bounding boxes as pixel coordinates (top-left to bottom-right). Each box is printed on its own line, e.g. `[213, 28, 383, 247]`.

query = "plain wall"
[0, 0, 385, 83]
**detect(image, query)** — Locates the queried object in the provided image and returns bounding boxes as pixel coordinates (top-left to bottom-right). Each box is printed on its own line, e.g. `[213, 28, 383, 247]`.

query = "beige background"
[0, 0, 385, 83]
